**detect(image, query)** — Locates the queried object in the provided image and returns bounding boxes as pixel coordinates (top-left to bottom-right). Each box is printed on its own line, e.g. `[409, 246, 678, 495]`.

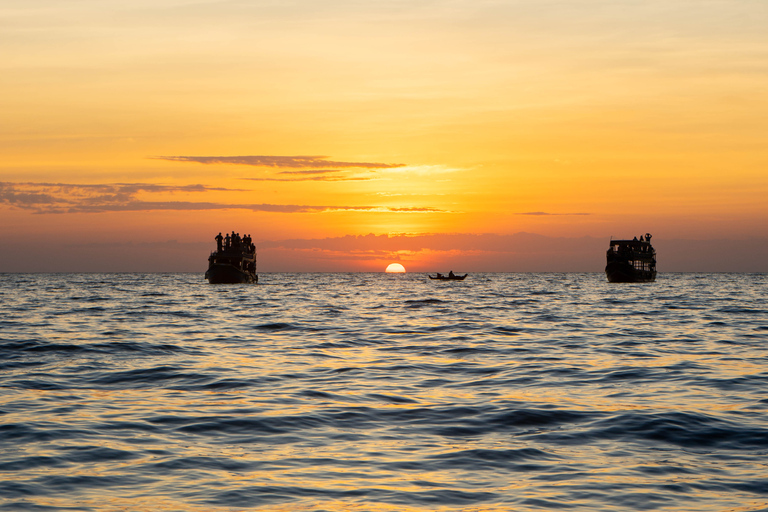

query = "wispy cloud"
[0, 182, 241, 213]
[0, 182, 447, 214]
[382, 164, 463, 176]
[63, 202, 443, 214]
[278, 170, 343, 175]
[516, 212, 591, 216]
[155, 156, 467, 183]
[155, 155, 405, 169]
[242, 169, 374, 182]
[254, 233, 768, 273]
[256, 233, 600, 260]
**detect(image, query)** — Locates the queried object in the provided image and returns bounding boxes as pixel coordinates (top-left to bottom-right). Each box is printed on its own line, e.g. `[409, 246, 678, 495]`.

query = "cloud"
[278, 170, 344, 175]
[251, 233, 609, 272]
[155, 155, 406, 169]
[64, 203, 445, 214]
[321, 206, 444, 213]
[257, 233, 564, 253]
[516, 212, 591, 216]
[382, 164, 463, 177]
[4, 231, 768, 272]
[253, 233, 768, 273]
[155, 156, 466, 183]
[0, 182, 243, 213]
[242, 170, 374, 182]
[0, 181, 447, 214]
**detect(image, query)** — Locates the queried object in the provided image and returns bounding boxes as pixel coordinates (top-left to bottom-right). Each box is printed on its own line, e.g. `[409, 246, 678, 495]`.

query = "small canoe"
[428, 274, 468, 281]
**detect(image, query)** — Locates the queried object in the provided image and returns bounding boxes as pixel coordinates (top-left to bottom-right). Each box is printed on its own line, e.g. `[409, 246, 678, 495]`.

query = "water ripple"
[0, 272, 767, 511]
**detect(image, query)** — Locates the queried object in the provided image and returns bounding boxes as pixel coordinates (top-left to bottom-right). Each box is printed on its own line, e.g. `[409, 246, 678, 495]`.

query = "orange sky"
[2, 0, 767, 271]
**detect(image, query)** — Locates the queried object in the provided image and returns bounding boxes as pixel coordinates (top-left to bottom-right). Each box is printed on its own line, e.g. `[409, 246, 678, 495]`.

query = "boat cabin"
[607, 234, 655, 272]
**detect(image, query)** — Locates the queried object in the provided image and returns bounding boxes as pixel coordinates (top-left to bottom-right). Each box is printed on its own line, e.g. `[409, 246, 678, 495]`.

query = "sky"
[2, 0, 767, 272]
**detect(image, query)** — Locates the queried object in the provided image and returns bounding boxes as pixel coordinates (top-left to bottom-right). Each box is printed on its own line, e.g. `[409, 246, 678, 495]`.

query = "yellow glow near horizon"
[385, 263, 406, 273]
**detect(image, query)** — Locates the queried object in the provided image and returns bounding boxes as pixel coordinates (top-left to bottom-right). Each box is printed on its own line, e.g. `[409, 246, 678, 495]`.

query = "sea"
[1, 272, 766, 512]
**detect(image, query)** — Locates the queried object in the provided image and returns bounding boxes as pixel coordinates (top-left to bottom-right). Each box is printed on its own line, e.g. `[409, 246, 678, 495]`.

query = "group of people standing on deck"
[632, 233, 652, 243]
[215, 231, 255, 254]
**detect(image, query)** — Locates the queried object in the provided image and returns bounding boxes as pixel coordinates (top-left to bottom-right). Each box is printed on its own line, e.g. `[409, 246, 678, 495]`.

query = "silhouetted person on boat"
[215, 232, 223, 251]
[224, 233, 231, 248]
[449, 271, 455, 278]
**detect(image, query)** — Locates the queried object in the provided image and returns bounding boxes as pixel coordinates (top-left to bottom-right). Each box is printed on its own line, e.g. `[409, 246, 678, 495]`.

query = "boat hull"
[605, 262, 656, 283]
[205, 264, 258, 284]
[428, 274, 468, 281]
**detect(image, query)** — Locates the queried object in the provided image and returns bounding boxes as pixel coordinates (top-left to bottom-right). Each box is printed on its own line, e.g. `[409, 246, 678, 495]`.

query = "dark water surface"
[1, 273, 767, 511]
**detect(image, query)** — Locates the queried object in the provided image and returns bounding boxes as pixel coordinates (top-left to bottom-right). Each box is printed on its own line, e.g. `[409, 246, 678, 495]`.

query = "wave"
[1, 273, 767, 511]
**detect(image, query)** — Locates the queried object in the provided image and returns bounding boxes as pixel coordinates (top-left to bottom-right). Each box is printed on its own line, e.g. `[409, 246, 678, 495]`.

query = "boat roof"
[609, 239, 652, 245]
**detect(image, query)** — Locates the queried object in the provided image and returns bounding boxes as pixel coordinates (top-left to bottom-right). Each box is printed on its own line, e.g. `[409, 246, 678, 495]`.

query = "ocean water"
[1, 272, 767, 512]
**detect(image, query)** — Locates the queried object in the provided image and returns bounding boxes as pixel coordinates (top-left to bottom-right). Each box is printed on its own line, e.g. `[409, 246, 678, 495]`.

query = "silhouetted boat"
[205, 231, 258, 284]
[605, 233, 656, 283]
[429, 273, 468, 281]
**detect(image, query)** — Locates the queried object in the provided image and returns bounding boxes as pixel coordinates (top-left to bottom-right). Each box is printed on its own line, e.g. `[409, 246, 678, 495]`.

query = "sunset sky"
[2, 0, 767, 272]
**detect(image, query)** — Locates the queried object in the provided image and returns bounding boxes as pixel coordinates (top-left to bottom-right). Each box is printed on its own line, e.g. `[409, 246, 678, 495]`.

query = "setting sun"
[385, 263, 406, 273]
